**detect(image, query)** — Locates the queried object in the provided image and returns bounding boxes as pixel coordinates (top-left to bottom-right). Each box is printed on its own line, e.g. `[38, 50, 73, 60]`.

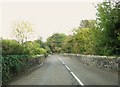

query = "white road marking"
[59, 57, 62, 61]
[40, 63, 43, 66]
[59, 57, 65, 64]
[65, 65, 70, 71]
[38, 63, 43, 67]
[62, 62, 65, 65]
[59, 57, 84, 86]
[70, 72, 84, 86]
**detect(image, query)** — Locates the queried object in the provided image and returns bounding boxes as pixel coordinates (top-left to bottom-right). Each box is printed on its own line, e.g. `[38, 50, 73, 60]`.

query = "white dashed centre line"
[70, 72, 84, 86]
[65, 65, 70, 71]
[58, 57, 84, 86]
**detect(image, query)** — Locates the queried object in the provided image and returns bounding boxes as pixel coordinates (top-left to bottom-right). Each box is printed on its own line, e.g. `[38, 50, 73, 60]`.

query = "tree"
[79, 20, 96, 29]
[12, 20, 33, 44]
[34, 36, 46, 49]
[34, 37, 50, 54]
[96, 1, 120, 55]
[113, 1, 120, 54]
[71, 28, 95, 54]
[61, 19, 98, 55]
[46, 33, 67, 53]
[61, 35, 73, 53]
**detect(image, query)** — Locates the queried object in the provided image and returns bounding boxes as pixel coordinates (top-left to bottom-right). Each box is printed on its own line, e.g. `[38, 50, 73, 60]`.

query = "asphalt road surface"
[8, 55, 118, 85]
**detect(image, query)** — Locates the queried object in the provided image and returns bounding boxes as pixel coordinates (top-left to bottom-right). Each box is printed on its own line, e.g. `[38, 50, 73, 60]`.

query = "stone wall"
[62, 53, 120, 71]
[25, 55, 45, 70]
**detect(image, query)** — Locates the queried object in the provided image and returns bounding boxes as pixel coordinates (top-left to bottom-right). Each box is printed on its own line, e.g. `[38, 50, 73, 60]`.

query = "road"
[7, 55, 118, 85]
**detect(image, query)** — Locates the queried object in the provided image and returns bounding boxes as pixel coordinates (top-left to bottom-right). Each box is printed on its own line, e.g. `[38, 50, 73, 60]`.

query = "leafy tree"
[61, 19, 98, 54]
[47, 33, 67, 53]
[79, 20, 96, 29]
[70, 28, 95, 54]
[96, 1, 120, 55]
[34, 36, 46, 49]
[0, 38, 2, 55]
[34, 37, 51, 54]
[12, 20, 33, 44]
[61, 35, 73, 53]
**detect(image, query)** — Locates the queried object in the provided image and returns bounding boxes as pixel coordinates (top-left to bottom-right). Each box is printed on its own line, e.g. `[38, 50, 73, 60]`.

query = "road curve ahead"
[8, 55, 79, 85]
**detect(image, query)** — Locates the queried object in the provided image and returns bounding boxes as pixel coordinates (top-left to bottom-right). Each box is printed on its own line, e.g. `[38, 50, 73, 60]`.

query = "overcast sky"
[1, 0, 103, 41]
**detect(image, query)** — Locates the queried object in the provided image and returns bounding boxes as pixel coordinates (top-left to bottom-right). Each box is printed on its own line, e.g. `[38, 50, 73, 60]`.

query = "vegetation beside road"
[2, 39, 49, 84]
[46, 1, 120, 56]
[1, 0, 120, 84]
[1, 21, 50, 84]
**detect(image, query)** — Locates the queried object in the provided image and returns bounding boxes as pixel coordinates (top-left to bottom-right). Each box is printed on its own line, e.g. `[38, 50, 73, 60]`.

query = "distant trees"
[46, 20, 97, 54]
[79, 20, 96, 29]
[61, 35, 73, 53]
[34, 38, 51, 54]
[34, 36, 46, 49]
[46, 1, 120, 56]
[61, 20, 97, 55]
[46, 33, 67, 53]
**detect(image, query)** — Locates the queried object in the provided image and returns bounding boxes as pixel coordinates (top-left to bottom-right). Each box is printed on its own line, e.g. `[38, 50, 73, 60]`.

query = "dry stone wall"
[62, 53, 120, 71]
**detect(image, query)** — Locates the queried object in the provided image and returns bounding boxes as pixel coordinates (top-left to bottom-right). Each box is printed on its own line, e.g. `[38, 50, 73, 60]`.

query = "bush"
[2, 39, 24, 55]
[2, 39, 48, 83]
[2, 54, 33, 83]
[23, 41, 47, 55]
[2, 39, 47, 56]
